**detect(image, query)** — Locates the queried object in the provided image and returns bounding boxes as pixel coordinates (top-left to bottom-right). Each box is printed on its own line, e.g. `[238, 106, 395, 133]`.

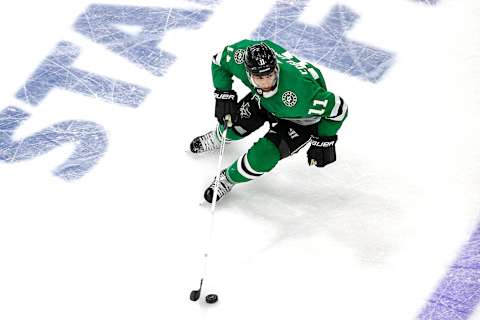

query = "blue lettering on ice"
[416, 0, 440, 4]
[252, 1, 394, 82]
[418, 223, 480, 320]
[74, 4, 212, 77]
[0, 106, 107, 181]
[15, 41, 149, 108]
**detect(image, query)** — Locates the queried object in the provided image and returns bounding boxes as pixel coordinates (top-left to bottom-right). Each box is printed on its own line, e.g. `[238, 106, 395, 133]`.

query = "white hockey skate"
[204, 169, 235, 203]
[190, 130, 222, 154]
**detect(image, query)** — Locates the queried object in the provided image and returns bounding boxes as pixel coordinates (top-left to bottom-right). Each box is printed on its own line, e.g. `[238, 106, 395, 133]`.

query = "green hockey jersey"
[211, 39, 347, 136]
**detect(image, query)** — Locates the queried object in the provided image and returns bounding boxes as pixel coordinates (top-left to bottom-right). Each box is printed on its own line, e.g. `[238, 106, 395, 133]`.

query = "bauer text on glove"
[307, 135, 337, 167]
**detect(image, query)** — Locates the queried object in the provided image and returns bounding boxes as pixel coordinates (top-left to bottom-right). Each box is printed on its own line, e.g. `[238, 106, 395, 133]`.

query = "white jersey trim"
[307, 68, 320, 80]
[327, 97, 348, 122]
[212, 48, 224, 66]
[329, 95, 342, 118]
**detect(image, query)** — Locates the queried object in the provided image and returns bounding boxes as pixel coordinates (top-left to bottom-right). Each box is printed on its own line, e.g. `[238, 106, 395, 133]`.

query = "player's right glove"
[214, 89, 239, 126]
[307, 135, 337, 167]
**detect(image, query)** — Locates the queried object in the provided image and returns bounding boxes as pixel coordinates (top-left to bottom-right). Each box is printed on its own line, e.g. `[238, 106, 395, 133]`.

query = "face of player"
[251, 71, 277, 92]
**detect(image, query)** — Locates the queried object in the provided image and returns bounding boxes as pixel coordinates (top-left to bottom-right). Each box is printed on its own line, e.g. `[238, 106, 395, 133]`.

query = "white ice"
[0, 0, 479, 319]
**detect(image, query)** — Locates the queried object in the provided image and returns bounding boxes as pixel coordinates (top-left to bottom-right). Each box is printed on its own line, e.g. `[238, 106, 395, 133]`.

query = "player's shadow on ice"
[223, 165, 407, 265]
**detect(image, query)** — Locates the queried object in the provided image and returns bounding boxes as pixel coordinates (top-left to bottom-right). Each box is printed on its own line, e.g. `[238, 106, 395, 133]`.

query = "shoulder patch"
[234, 49, 246, 64]
[282, 91, 297, 107]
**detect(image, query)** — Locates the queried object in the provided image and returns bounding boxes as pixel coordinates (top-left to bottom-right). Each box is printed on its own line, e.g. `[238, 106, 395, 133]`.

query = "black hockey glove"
[307, 135, 337, 167]
[214, 89, 239, 126]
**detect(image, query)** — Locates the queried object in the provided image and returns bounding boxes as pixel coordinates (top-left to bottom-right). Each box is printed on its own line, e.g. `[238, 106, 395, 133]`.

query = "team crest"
[239, 101, 252, 119]
[234, 49, 246, 64]
[282, 91, 297, 107]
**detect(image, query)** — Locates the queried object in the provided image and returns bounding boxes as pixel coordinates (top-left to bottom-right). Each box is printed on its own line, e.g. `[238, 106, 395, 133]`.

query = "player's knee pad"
[247, 138, 281, 173]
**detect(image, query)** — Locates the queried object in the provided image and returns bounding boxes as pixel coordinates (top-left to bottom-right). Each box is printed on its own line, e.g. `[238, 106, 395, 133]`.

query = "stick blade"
[190, 290, 201, 301]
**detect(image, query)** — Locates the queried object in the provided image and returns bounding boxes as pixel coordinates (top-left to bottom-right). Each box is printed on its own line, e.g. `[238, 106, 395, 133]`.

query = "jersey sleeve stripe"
[212, 48, 224, 66]
[307, 68, 320, 80]
[329, 95, 343, 118]
[327, 97, 348, 122]
[212, 54, 219, 65]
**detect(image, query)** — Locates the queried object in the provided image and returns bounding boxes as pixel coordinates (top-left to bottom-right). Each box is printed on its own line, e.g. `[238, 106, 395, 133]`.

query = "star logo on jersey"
[282, 91, 297, 107]
[234, 49, 246, 64]
[239, 101, 252, 119]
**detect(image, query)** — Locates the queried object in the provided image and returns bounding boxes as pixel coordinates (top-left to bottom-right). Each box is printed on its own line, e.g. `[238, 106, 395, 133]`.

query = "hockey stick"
[190, 115, 232, 303]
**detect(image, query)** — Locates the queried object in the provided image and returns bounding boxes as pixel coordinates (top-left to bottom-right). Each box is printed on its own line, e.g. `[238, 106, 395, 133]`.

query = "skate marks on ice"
[4, 1, 217, 181]
[416, 0, 440, 5]
[419, 223, 480, 320]
[74, 4, 213, 77]
[252, 1, 394, 82]
[15, 42, 150, 108]
[219, 161, 414, 266]
[0, 107, 107, 181]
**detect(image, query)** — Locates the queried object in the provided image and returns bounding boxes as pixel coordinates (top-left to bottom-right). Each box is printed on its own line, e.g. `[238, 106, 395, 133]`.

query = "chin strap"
[246, 65, 280, 98]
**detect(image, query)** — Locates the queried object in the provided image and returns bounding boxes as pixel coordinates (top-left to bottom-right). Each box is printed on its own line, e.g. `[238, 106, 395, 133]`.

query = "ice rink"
[0, 0, 479, 319]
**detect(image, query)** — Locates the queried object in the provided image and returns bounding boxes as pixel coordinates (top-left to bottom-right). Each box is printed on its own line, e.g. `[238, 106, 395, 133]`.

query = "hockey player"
[190, 39, 348, 203]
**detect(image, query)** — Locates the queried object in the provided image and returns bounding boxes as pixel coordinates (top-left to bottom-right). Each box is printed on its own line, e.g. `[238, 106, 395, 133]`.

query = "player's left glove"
[307, 135, 337, 167]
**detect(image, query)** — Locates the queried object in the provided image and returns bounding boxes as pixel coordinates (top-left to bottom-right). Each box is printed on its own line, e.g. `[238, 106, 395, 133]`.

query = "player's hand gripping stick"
[214, 89, 239, 125]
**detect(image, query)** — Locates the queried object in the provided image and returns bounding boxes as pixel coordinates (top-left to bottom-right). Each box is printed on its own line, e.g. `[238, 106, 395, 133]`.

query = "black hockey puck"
[190, 290, 201, 301]
[205, 294, 218, 304]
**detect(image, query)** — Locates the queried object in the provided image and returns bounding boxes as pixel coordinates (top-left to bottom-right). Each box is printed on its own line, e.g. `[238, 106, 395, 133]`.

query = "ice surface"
[420, 224, 480, 319]
[0, 106, 107, 180]
[0, 0, 479, 320]
[15, 41, 150, 107]
[253, 1, 394, 82]
[74, 4, 213, 77]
